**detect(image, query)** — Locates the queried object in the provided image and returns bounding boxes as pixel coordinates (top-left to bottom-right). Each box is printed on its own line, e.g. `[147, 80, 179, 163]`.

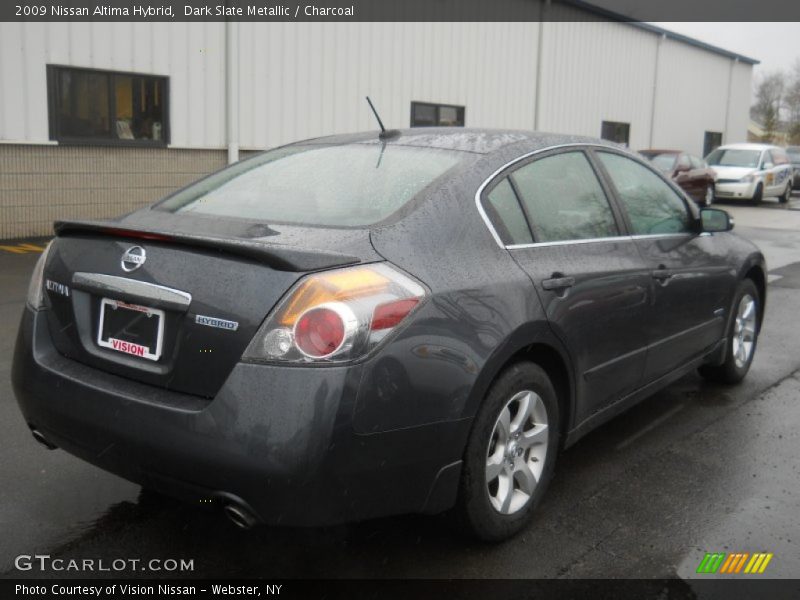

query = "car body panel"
[12, 128, 768, 526]
[709, 143, 793, 201]
[639, 149, 716, 205]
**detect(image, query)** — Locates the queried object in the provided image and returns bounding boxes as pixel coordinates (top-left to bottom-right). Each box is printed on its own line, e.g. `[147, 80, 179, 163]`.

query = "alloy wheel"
[485, 390, 549, 515]
[732, 294, 757, 368]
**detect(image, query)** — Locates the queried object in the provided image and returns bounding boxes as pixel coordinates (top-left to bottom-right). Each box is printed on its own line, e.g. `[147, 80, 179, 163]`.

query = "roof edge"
[559, 1, 760, 65]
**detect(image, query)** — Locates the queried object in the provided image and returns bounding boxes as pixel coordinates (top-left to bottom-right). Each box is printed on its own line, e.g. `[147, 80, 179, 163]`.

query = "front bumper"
[714, 181, 757, 200]
[12, 308, 465, 526]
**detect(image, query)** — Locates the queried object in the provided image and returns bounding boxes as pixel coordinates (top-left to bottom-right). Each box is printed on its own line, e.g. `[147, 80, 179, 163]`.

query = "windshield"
[156, 143, 467, 227]
[641, 152, 677, 172]
[705, 148, 761, 168]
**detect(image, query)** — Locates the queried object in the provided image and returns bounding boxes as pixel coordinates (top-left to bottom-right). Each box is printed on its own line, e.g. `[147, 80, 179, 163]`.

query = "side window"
[676, 154, 691, 170]
[772, 149, 789, 165]
[598, 152, 692, 236]
[762, 151, 773, 168]
[689, 155, 704, 169]
[483, 178, 533, 245]
[510, 151, 618, 243]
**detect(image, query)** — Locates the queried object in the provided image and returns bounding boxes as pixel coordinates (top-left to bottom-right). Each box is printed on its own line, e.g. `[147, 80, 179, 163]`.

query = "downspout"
[225, 19, 239, 164]
[723, 57, 738, 144]
[648, 33, 665, 148]
[533, 0, 550, 131]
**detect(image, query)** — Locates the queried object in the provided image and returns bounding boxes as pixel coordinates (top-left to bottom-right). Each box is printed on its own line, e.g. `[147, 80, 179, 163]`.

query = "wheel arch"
[463, 323, 576, 442]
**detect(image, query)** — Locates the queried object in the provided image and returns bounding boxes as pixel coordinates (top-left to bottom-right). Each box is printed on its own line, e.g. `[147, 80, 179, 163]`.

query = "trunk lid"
[42, 211, 380, 398]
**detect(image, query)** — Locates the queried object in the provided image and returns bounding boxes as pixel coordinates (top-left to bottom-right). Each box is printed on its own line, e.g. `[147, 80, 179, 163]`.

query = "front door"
[491, 149, 651, 424]
[595, 150, 733, 383]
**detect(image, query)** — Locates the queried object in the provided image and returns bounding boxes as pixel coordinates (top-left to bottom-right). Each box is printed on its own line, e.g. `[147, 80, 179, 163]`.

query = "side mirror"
[700, 208, 733, 233]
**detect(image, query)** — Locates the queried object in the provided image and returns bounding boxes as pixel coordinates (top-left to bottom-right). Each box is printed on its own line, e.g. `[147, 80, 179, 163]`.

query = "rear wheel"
[703, 184, 715, 206]
[749, 183, 763, 206]
[779, 182, 792, 204]
[699, 279, 760, 384]
[454, 362, 559, 541]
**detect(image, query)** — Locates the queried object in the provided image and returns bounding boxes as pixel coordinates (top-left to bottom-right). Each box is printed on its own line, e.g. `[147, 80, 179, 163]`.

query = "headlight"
[739, 173, 756, 183]
[26, 241, 54, 310]
[243, 262, 427, 364]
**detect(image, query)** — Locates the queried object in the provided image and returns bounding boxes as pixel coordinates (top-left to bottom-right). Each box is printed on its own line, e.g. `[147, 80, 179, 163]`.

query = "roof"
[300, 127, 620, 155]
[639, 149, 681, 155]
[563, 1, 760, 65]
[716, 143, 778, 151]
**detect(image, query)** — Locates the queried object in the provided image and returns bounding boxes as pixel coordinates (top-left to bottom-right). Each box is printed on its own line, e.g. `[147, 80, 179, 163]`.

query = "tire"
[703, 184, 715, 207]
[454, 361, 560, 541]
[699, 278, 760, 384]
[779, 182, 792, 204]
[748, 183, 763, 206]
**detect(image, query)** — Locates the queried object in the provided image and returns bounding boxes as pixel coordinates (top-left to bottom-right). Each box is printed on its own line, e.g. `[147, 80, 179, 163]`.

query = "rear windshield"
[156, 143, 466, 227]
[705, 148, 761, 168]
[642, 152, 677, 172]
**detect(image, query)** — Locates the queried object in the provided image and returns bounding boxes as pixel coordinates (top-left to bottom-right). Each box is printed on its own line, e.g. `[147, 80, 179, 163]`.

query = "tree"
[785, 59, 800, 144]
[752, 71, 784, 143]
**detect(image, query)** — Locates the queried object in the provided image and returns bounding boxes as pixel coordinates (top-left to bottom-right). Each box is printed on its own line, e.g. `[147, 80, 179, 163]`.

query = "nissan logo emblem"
[121, 246, 146, 272]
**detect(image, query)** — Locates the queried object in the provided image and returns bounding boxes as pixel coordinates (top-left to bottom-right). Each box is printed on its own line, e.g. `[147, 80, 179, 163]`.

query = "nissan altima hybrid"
[13, 129, 766, 541]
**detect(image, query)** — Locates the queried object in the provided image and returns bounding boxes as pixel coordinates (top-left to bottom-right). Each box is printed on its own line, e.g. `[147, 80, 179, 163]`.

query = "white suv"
[706, 143, 793, 205]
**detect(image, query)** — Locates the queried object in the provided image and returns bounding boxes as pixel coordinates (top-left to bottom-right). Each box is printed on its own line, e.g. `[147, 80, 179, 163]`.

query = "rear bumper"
[12, 308, 465, 526]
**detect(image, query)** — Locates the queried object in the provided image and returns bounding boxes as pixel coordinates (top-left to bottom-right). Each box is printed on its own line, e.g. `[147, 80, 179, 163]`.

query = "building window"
[410, 102, 465, 127]
[600, 121, 630, 146]
[47, 65, 169, 145]
[703, 131, 723, 158]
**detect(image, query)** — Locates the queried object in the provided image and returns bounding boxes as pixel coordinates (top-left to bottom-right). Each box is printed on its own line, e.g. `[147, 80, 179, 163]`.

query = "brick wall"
[0, 145, 254, 239]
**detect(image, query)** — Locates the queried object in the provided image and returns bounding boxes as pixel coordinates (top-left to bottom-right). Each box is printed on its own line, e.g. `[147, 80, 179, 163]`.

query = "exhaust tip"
[223, 503, 257, 530]
[30, 429, 57, 450]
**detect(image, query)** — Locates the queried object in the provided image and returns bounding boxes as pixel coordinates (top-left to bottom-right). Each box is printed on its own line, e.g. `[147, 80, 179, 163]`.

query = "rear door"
[594, 150, 735, 383]
[485, 148, 651, 423]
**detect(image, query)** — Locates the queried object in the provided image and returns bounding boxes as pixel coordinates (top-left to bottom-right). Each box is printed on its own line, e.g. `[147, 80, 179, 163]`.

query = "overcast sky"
[653, 22, 800, 78]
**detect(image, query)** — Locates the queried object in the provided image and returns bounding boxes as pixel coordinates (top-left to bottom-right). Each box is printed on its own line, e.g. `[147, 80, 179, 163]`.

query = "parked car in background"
[787, 146, 800, 190]
[639, 149, 717, 206]
[13, 129, 767, 541]
[705, 143, 793, 205]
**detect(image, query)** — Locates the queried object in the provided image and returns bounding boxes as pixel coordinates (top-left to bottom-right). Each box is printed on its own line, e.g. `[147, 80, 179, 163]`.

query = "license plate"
[97, 298, 164, 361]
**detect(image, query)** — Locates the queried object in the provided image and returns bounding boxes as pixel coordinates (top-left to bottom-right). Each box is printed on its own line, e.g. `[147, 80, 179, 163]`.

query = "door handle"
[651, 266, 672, 282]
[542, 275, 575, 290]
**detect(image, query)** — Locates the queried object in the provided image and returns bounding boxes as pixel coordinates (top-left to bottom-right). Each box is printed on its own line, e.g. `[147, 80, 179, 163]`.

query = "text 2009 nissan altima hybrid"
[13, 129, 766, 540]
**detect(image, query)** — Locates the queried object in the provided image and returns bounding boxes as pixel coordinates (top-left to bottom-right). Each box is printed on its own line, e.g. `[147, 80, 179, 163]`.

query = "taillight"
[243, 263, 427, 364]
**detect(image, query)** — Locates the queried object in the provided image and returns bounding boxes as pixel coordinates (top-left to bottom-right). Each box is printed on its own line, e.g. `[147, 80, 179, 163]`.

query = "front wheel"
[699, 279, 760, 384]
[454, 362, 560, 541]
[749, 183, 763, 206]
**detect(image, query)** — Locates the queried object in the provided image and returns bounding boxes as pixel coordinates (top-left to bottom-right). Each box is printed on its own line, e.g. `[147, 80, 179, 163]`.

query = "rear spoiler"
[53, 219, 361, 273]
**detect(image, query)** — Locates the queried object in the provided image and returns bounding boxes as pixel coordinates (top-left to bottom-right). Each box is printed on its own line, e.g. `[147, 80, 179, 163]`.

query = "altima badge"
[195, 315, 239, 331]
[121, 246, 146, 272]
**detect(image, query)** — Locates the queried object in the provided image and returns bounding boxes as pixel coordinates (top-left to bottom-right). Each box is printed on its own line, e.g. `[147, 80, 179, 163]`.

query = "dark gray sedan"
[13, 129, 766, 541]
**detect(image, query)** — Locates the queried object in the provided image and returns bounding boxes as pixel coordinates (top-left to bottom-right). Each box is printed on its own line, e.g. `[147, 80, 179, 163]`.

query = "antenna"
[365, 96, 400, 140]
[365, 96, 386, 133]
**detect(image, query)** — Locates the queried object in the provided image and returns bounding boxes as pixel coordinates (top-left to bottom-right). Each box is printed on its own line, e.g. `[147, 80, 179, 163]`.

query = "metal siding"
[652, 38, 739, 156]
[537, 20, 658, 150]
[726, 61, 753, 146]
[0, 20, 752, 154]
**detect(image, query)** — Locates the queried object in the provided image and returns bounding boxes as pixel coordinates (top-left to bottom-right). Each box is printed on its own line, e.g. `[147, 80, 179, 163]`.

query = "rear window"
[157, 143, 466, 227]
[642, 152, 677, 172]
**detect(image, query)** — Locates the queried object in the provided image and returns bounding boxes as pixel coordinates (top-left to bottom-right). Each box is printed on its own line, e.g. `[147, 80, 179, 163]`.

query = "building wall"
[0, 20, 754, 239]
[0, 145, 228, 239]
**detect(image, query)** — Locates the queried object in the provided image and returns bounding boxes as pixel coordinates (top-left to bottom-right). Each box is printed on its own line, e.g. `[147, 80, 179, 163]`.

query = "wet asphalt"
[0, 197, 798, 581]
